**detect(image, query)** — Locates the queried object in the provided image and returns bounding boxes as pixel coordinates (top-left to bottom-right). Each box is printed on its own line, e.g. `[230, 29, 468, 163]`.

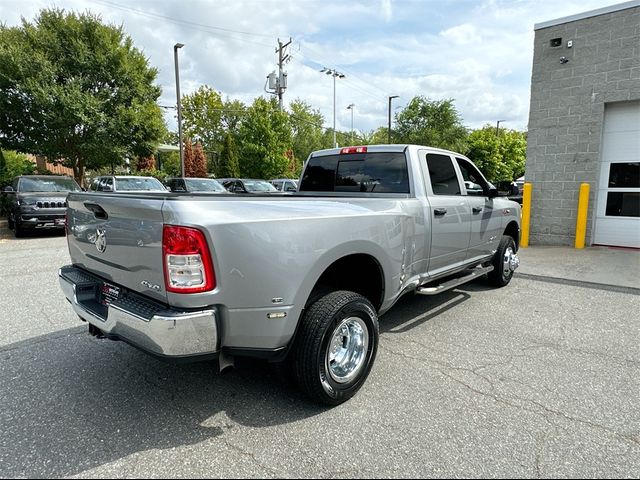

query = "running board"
[416, 265, 494, 296]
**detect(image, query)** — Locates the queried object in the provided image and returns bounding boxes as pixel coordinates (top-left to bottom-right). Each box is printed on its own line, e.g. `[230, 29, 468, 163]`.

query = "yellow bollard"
[575, 183, 590, 249]
[521, 183, 532, 248]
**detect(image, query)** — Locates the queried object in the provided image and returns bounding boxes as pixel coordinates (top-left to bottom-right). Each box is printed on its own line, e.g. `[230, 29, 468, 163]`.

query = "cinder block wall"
[525, 4, 640, 245]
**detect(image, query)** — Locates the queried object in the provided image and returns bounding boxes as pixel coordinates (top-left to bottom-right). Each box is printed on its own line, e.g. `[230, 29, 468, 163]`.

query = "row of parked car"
[2, 174, 299, 237]
[88, 175, 299, 194]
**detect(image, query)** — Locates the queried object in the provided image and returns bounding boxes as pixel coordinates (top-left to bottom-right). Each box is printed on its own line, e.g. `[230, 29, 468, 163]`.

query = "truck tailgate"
[66, 193, 167, 304]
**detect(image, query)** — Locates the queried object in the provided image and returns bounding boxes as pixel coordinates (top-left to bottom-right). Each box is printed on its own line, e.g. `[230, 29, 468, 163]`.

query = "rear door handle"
[472, 206, 483, 214]
[434, 208, 447, 217]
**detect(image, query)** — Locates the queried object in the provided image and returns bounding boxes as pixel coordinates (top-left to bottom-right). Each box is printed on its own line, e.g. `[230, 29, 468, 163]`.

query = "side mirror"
[3, 186, 15, 193]
[488, 186, 499, 198]
[165, 186, 172, 192]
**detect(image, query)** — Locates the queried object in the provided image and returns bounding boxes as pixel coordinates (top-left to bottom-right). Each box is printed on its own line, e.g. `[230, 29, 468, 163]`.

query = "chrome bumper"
[59, 266, 219, 358]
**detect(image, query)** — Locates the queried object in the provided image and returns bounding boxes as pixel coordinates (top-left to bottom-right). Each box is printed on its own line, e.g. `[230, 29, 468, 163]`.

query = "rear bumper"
[59, 265, 219, 359]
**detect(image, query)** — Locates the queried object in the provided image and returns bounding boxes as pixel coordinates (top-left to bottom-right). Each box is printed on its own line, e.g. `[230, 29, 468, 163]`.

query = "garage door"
[593, 101, 640, 248]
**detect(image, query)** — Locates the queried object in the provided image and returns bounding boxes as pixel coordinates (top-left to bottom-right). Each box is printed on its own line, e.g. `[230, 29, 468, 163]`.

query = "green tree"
[394, 97, 468, 152]
[361, 127, 390, 145]
[181, 85, 224, 151]
[0, 9, 165, 186]
[289, 99, 325, 164]
[466, 126, 527, 182]
[219, 133, 240, 178]
[0, 150, 35, 187]
[238, 97, 292, 179]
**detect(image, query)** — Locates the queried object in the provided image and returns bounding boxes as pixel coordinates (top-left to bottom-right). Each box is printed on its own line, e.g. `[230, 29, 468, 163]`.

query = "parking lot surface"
[1, 229, 638, 478]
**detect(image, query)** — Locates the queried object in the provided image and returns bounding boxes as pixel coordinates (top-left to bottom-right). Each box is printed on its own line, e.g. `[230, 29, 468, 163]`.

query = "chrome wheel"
[326, 316, 369, 384]
[502, 246, 519, 277]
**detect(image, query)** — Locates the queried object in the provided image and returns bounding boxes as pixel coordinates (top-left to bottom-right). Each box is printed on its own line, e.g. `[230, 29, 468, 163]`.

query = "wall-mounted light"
[560, 56, 569, 64]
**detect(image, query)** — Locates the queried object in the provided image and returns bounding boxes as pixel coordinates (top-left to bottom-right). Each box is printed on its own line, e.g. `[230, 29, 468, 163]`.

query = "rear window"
[115, 177, 166, 191]
[300, 152, 409, 193]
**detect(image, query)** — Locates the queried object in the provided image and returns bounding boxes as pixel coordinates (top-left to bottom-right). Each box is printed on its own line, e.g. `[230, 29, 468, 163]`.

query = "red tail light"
[162, 225, 216, 293]
[340, 146, 367, 154]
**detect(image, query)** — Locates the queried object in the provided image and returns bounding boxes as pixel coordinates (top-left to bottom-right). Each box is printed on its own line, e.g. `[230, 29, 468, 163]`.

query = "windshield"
[115, 177, 166, 191]
[184, 179, 226, 192]
[244, 181, 278, 192]
[19, 177, 82, 193]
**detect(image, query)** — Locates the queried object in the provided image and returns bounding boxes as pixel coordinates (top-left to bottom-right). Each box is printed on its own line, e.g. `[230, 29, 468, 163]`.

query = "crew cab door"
[419, 151, 471, 276]
[454, 157, 504, 263]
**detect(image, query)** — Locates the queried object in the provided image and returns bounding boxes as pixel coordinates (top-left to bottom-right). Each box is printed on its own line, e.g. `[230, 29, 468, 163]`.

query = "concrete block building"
[525, 1, 639, 247]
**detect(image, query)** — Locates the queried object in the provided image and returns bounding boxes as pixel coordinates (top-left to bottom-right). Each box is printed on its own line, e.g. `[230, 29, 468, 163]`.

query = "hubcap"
[503, 246, 519, 276]
[326, 316, 369, 384]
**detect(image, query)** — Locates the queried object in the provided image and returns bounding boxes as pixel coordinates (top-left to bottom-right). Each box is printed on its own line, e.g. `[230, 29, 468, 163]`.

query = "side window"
[90, 179, 99, 191]
[456, 158, 487, 196]
[105, 178, 113, 190]
[426, 154, 461, 195]
[285, 181, 296, 191]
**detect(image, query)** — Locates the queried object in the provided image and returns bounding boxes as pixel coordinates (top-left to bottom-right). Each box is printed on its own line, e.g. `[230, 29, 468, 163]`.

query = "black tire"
[487, 235, 518, 287]
[292, 290, 379, 406]
[7, 214, 14, 230]
[13, 220, 24, 238]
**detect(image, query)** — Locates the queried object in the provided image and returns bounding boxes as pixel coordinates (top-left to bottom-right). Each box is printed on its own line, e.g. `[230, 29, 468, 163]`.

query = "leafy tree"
[221, 98, 247, 138]
[0, 149, 5, 183]
[136, 155, 156, 172]
[466, 126, 527, 182]
[394, 97, 468, 152]
[192, 142, 208, 178]
[159, 151, 180, 177]
[0, 9, 165, 186]
[183, 138, 195, 177]
[0, 150, 35, 187]
[219, 133, 240, 178]
[289, 99, 325, 164]
[181, 85, 224, 152]
[361, 127, 390, 145]
[238, 97, 292, 179]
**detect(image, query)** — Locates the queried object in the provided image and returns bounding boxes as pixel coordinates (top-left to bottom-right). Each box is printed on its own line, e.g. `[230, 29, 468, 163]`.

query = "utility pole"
[347, 104, 355, 144]
[320, 68, 346, 148]
[275, 38, 292, 111]
[388, 95, 399, 144]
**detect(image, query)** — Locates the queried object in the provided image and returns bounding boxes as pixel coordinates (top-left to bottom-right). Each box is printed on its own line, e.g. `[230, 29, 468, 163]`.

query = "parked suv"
[165, 177, 228, 194]
[270, 178, 298, 192]
[88, 175, 167, 193]
[4, 175, 82, 237]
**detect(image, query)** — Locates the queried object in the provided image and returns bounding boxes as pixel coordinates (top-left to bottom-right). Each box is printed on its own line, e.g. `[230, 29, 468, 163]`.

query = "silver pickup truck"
[59, 144, 521, 405]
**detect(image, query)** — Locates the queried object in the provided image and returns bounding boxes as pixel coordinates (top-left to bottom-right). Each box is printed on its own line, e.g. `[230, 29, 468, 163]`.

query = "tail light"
[162, 225, 216, 293]
[340, 146, 367, 154]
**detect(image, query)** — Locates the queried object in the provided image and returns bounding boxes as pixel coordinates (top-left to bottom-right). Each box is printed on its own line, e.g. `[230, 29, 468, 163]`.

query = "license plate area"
[100, 282, 121, 306]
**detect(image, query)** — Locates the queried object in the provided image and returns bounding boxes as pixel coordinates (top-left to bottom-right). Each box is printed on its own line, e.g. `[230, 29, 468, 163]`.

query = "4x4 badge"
[95, 228, 107, 253]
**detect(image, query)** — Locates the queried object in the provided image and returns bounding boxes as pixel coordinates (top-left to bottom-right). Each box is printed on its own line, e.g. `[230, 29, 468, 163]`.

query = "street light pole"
[496, 119, 505, 136]
[388, 95, 399, 144]
[320, 68, 345, 148]
[347, 104, 355, 144]
[174, 43, 185, 177]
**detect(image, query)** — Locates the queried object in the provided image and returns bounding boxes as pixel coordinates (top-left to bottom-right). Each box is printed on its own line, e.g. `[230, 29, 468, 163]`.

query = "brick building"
[525, 1, 639, 247]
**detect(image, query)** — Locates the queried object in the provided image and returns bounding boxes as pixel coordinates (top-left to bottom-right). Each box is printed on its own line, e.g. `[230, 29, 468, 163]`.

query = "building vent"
[550, 38, 562, 47]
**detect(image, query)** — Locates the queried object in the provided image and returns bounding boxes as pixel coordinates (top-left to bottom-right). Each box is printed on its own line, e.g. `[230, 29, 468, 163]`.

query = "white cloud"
[0, 0, 627, 137]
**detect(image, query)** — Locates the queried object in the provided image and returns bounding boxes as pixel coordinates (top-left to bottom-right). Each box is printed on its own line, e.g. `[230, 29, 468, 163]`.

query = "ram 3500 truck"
[59, 144, 521, 405]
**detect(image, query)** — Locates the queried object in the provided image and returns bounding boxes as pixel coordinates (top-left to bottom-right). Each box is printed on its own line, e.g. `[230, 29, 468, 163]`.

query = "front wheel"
[293, 290, 379, 406]
[487, 235, 519, 287]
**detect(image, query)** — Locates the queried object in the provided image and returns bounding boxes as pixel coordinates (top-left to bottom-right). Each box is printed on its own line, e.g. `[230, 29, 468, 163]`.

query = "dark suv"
[4, 175, 82, 237]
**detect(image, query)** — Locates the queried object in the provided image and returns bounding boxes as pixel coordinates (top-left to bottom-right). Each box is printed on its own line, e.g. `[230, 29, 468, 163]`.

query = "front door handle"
[434, 208, 447, 217]
[472, 206, 483, 214]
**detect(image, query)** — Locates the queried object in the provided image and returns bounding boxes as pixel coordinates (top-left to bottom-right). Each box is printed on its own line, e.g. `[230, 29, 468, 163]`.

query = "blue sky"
[0, 0, 629, 136]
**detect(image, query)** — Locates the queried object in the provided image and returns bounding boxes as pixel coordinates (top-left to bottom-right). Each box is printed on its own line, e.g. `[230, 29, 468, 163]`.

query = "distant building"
[525, 1, 639, 248]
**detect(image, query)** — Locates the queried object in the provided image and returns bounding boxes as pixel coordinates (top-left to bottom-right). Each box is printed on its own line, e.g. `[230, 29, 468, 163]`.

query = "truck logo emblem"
[141, 280, 161, 291]
[95, 228, 107, 253]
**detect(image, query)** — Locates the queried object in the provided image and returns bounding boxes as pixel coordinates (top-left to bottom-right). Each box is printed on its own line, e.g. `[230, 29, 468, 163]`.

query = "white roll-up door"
[593, 101, 640, 248]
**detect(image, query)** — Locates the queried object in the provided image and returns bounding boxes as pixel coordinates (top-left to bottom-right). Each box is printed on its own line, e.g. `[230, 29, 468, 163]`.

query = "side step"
[416, 265, 494, 296]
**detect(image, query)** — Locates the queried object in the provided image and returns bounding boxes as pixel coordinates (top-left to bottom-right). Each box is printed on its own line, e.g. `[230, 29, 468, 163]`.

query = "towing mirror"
[488, 187, 499, 198]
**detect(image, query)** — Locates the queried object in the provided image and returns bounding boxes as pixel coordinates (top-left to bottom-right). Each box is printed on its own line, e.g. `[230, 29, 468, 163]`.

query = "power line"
[91, 0, 276, 47]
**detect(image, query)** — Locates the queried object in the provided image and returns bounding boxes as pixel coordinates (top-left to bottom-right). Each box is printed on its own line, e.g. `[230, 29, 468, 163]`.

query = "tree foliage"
[181, 85, 224, 152]
[289, 99, 325, 164]
[192, 142, 208, 178]
[466, 126, 527, 182]
[394, 97, 468, 152]
[238, 97, 292, 179]
[219, 133, 240, 178]
[0, 9, 165, 185]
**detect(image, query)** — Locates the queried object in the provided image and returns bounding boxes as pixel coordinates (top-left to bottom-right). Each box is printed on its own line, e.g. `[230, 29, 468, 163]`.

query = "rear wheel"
[487, 235, 518, 287]
[13, 220, 24, 238]
[292, 290, 379, 406]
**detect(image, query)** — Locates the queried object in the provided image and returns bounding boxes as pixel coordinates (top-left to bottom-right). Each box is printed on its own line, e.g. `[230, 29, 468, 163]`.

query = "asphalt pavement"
[0, 227, 638, 478]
